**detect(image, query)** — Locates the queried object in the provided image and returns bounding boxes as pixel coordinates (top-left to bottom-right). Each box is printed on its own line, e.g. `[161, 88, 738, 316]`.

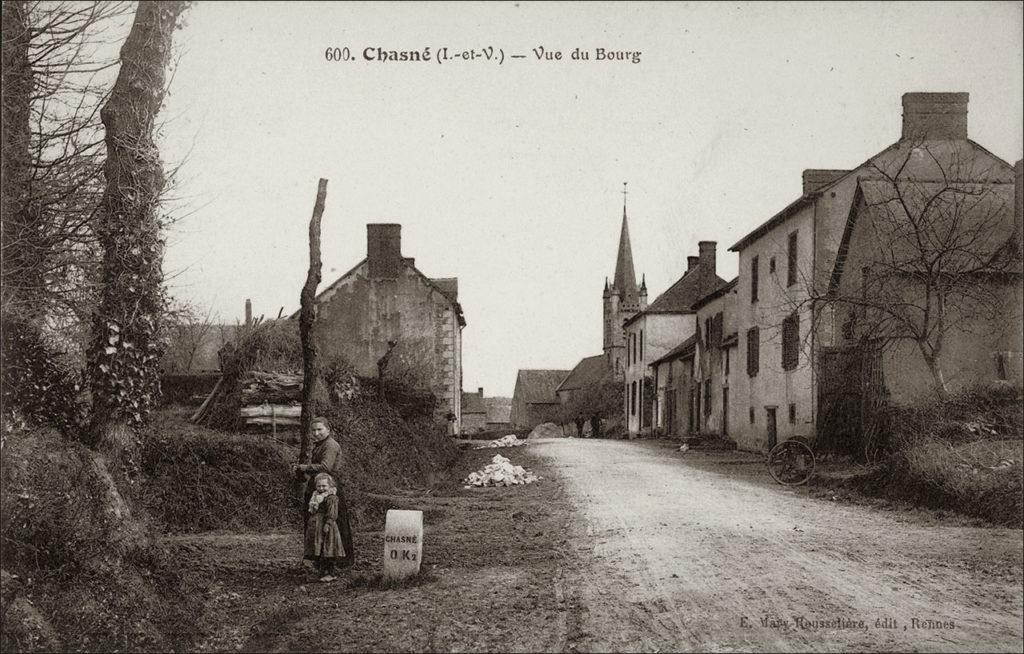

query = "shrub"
[864, 384, 1024, 526]
[1, 315, 85, 437]
[139, 414, 296, 532]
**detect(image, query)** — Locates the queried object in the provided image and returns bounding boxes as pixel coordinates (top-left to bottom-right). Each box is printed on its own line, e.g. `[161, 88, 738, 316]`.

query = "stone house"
[484, 397, 512, 431]
[649, 336, 696, 438]
[555, 354, 609, 406]
[689, 279, 740, 438]
[510, 369, 569, 428]
[724, 92, 1021, 453]
[460, 387, 487, 434]
[298, 224, 465, 430]
[826, 161, 1023, 406]
[623, 242, 726, 437]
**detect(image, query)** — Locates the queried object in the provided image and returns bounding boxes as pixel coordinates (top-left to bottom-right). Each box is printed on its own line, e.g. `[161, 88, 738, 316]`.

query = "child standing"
[304, 472, 345, 581]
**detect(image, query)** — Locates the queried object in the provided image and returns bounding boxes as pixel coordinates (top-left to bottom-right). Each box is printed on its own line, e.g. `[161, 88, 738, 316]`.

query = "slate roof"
[691, 277, 738, 312]
[729, 139, 1016, 253]
[650, 335, 697, 366]
[514, 369, 570, 405]
[484, 397, 512, 424]
[555, 355, 610, 393]
[625, 265, 728, 325]
[461, 391, 486, 415]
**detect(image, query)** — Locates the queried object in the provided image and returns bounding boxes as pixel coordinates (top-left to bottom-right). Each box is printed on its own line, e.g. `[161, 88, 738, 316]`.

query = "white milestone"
[383, 509, 423, 581]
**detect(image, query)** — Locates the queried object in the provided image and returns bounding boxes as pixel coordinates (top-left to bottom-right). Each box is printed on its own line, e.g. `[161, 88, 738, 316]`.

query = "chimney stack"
[244, 298, 252, 326]
[901, 92, 969, 141]
[478, 387, 484, 397]
[698, 241, 717, 289]
[802, 169, 849, 195]
[687, 256, 700, 273]
[367, 224, 402, 279]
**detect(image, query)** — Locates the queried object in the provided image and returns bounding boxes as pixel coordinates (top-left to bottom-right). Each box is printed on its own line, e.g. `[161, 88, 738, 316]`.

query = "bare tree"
[161, 299, 218, 373]
[818, 142, 1020, 398]
[88, 0, 187, 455]
[1, 1, 134, 343]
[558, 374, 622, 437]
[298, 178, 329, 462]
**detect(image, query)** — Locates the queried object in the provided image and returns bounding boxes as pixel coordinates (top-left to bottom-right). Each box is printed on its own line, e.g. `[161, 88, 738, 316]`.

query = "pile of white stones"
[464, 454, 540, 488]
[475, 434, 528, 449]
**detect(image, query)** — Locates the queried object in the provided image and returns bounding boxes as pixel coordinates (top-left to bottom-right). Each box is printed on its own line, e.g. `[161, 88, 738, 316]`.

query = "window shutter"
[746, 327, 759, 377]
[787, 231, 798, 287]
[713, 312, 723, 348]
[782, 312, 800, 371]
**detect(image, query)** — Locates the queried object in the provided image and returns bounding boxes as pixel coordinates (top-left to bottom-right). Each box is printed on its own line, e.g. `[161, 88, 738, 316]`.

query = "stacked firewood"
[191, 370, 303, 429]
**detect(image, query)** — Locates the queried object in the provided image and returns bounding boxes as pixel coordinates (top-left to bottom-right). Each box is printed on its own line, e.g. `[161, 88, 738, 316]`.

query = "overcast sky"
[160, 1, 1023, 397]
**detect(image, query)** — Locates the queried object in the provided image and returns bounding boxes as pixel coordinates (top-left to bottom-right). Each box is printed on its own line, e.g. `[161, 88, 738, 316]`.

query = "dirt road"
[534, 438, 1024, 653]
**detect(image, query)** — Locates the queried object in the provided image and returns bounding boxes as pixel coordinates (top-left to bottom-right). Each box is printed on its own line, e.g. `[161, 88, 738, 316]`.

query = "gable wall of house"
[834, 184, 1023, 404]
[313, 260, 462, 428]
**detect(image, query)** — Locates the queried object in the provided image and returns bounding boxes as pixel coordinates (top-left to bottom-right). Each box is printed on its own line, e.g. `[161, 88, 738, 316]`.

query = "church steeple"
[603, 182, 643, 374]
[613, 183, 639, 300]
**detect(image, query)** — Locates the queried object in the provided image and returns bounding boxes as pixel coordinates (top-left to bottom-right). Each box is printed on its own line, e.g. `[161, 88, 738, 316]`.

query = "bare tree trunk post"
[298, 178, 328, 463]
[88, 1, 187, 458]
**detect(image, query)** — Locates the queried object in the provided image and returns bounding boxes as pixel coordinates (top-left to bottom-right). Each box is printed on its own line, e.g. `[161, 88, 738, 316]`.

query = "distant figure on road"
[293, 417, 355, 568]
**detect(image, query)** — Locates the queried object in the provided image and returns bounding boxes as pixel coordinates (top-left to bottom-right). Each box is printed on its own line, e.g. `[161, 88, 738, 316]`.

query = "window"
[640, 330, 644, 361]
[787, 231, 798, 287]
[630, 381, 637, 415]
[751, 255, 759, 303]
[704, 379, 712, 416]
[746, 327, 760, 377]
[769, 257, 776, 273]
[749, 406, 755, 424]
[704, 317, 712, 346]
[632, 333, 637, 365]
[724, 348, 730, 375]
[788, 403, 797, 424]
[712, 312, 723, 348]
[782, 312, 800, 371]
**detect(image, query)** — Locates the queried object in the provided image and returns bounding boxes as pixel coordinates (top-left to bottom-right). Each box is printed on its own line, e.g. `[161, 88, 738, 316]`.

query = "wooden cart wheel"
[767, 439, 816, 486]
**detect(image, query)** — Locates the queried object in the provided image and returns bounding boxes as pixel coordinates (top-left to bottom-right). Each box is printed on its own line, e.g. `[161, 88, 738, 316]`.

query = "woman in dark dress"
[293, 417, 355, 567]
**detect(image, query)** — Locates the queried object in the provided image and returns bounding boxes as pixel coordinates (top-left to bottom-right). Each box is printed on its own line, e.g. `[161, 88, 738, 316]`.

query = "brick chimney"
[367, 224, 402, 279]
[901, 92, 969, 141]
[802, 169, 849, 195]
[687, 256, 700, 273]
[478, 387, 484, 397]
[698, 241, 717, 289]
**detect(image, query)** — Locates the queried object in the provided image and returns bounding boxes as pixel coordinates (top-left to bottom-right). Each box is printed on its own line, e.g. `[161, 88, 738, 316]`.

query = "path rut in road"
[533, 438, 1023, 653]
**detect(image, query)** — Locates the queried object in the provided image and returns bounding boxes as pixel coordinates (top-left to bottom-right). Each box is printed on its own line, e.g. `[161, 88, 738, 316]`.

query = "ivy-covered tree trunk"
[88, 1, 187, 457]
